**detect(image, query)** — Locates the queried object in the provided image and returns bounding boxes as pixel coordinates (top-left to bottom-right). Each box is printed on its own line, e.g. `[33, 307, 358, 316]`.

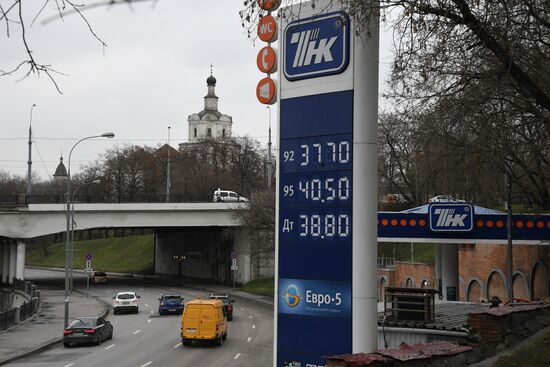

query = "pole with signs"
[275, 1, 379, 366]
[85, 253, 93, 298]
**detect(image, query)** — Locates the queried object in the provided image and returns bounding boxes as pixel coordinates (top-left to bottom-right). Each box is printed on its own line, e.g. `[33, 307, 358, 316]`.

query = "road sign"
[85, 267, 93, 273]
[258, 0, 281, 11]
[257, 15, 278, 43]
[84, 252, 93, 261]
[85, 260, 92, 269]
[230, 251, 238, 260]
[231, 265, 238, 271]
[231, 258, 237, 267]
[257, 46, 278, 74]
[256, 77, 277, 105]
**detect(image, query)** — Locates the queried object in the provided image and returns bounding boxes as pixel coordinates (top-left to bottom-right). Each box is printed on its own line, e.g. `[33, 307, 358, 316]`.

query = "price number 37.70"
[282, 141, 350, 166]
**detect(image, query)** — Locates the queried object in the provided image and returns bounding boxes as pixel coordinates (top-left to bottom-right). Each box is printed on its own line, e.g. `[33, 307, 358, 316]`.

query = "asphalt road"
[8, 269, 273, 367]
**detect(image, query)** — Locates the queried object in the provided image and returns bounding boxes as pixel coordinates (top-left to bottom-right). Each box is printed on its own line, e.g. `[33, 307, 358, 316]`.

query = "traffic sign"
[231, 265, 238, 271]
[257, 46, 278, 74]
[257, 15, 278, 43]
[85, 260, 92, 269]
[84, 252, 93, 261]
[230, 251, 238, 260]
[258, 0, 281, 11]
[85, 268, 93, 273]
[256, 77, 277, 105]
[231, 258, 237, 267]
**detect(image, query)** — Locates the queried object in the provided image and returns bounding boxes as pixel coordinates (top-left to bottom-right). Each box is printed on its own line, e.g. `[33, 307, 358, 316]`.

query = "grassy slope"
[242, 278, 274, 296]
[378, 243, 435, 264]
[26, 235, 154, 273]
[494, 329, 550, 367]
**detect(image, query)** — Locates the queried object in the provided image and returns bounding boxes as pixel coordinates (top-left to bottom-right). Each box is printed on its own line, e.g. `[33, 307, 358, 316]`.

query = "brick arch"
[466, 278, 485, 303]
[512, 271, 529, 301]
[379, 276, 388, 302]
[486, 269, 508, 302]
[420, 278, 430, 288]
[404, 277, 415, 288]
[530, 262, 550, 300]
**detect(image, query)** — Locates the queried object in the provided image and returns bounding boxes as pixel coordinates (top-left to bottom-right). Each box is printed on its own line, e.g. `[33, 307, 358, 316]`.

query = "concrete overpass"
[0, 203, 252, 286]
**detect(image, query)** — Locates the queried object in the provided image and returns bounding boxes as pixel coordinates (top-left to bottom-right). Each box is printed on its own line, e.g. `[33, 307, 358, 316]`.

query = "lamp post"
[64, 132, 114, 328]
[69, 179, 101, 292]
[27, 104, 37, 200]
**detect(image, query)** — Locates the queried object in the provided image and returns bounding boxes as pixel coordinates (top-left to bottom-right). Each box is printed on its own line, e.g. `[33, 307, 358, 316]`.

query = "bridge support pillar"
[8, 242, 16, 285]
[441, 244, 459, 301]
[1, 243, 9, 284]
[435, 244, 442, 294]
[16, 241, 26, 281]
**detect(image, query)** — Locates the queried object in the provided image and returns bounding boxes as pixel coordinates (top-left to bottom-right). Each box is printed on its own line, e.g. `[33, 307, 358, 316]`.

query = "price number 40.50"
[283, 177, 350, 202]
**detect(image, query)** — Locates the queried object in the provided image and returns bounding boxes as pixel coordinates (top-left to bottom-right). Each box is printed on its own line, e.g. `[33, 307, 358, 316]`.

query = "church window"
[194, 128, 197, 138]
[222, 128, 226, 137]
[207, 127, 212, 137]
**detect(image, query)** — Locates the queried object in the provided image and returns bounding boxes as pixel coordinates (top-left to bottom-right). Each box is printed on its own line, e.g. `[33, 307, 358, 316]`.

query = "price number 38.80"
[299, 214, 350, 238]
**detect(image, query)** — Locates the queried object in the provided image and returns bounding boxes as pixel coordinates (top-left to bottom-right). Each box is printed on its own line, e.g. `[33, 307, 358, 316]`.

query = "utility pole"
[166, 126, 171, 202]
[27, 104, 36, 201]
[267, 106, 272, 190]
[506, 166, 513, 303]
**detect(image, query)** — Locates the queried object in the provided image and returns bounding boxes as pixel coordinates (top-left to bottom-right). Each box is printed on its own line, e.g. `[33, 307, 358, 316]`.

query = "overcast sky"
[0, 0, 392, 180]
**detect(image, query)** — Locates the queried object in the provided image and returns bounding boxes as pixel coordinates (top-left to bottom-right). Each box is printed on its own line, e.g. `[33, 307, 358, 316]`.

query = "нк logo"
[429, 204, 474, 232]
[284, 12, 349, 81]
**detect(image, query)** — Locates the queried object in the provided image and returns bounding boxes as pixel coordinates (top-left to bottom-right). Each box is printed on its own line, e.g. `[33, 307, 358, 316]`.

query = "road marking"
[140, 362, 152, 367]
[233, 353, 242, 360]
[105, 344, 116, 350]
[64, 364, 75, 367]
[248, 315, 254, 319]
[147, 319, 151, 323]
[252, 324, 256, 329]
[247, 337, 252, 343]
[144, 303, 149, 308]
[133, 329, 141, 335]
[173, 342, 182, 348]
[150, 310, 154, 314]
[240, 308, 245, 312]
[140, 288, 145, 291]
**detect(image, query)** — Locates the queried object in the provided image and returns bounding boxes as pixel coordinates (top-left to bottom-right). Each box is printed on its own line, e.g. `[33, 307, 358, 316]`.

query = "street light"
[64, 132, 114, 328]
[69, 179, 101, 292]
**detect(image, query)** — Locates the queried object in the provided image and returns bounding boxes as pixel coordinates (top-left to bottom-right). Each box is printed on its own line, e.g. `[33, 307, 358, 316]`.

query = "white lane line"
[173, 342, 182, 348]
[247, 337, 252, 343]
[240, 308, 245, 312]
[64, 364, 75, 367]
[147, 319, 152, 323]
[133, 329, 141, 335]
[105, 344, 116, 350]
[144, 303, 149, 308]
[140, 362, 152, 367]
[252, 324, 256, 329]
[233, 353, 242, 360]
[248, 315, 253, 319]
[140, 288, 145, 291]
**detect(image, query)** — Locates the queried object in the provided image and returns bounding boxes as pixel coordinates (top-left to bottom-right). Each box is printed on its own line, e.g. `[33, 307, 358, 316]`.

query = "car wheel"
[95, 335, 102, 346]
[63, 342, 70, 348]
[182, 338, 191, 346]
[228, 314, 233, 321]
[108, 330, 113, 340]
[222, 332, 227, 341]
[135, 308, 139, 314]
[216, 335, 223, 346]
[113, 309, 118, 315]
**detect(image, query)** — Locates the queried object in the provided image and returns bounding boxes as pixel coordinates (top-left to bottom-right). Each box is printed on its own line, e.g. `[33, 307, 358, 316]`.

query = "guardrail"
[0, 279, 40, 332]
[0, 193, 212, 205]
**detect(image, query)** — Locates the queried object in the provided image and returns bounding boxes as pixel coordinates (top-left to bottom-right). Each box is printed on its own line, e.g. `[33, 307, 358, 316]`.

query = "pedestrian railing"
[0, 279, 40, 332]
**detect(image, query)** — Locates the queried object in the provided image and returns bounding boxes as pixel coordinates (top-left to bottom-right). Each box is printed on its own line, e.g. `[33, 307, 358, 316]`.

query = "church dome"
[207, 74, 217, 86]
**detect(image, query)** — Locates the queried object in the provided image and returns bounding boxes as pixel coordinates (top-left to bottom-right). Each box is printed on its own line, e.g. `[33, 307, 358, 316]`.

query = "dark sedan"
[158, 294, 185, 315]
[63, 316, 113, 347]
[209, 293, 235, 321]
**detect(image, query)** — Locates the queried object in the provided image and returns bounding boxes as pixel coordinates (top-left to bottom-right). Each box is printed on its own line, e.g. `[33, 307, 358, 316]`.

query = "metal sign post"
[84, 253, 93, 298]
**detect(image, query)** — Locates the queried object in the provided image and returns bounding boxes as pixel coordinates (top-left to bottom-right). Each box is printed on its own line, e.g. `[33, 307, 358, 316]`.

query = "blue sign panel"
[278, 83, 353, 364]
[284, 12, 350, 81]
[429, 203, 474, 232]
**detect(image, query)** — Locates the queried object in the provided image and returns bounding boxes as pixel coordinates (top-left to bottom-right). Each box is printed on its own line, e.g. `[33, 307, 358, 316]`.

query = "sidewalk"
[0, 287, 107, 366]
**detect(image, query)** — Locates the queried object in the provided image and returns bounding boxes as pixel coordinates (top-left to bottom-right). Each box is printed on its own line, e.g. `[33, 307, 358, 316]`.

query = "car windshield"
[117, 294, 135, 300]
[210, 295, 229, 304]
[69, 318, 96, 328]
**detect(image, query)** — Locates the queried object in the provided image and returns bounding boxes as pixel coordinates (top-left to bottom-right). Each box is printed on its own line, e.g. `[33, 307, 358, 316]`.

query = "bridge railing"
[0, 279, 40, 331]
[0, 193, 212, 206]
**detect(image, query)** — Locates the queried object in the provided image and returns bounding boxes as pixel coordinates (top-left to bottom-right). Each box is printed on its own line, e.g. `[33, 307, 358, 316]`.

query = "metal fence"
[0, 193, 212, 206]
[378, 257, 395, 269]
[0, 279, 40, 331]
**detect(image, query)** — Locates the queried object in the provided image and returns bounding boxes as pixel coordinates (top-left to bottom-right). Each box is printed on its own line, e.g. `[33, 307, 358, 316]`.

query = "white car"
[113, 292, 140, 314]
[428, 195, 466, 203]
[213, 189, 249, 203]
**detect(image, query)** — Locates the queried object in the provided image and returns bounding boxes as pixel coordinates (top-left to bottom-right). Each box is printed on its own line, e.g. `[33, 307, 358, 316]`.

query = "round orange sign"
[256, 77, 277, 105]
[257, 46, 278, 74]
[257, 0, 281, 11]
[257, 15, 278, 43]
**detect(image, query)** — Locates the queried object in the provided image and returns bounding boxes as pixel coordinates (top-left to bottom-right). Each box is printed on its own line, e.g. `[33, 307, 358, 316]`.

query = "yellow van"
[180, 299, 228, 346]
